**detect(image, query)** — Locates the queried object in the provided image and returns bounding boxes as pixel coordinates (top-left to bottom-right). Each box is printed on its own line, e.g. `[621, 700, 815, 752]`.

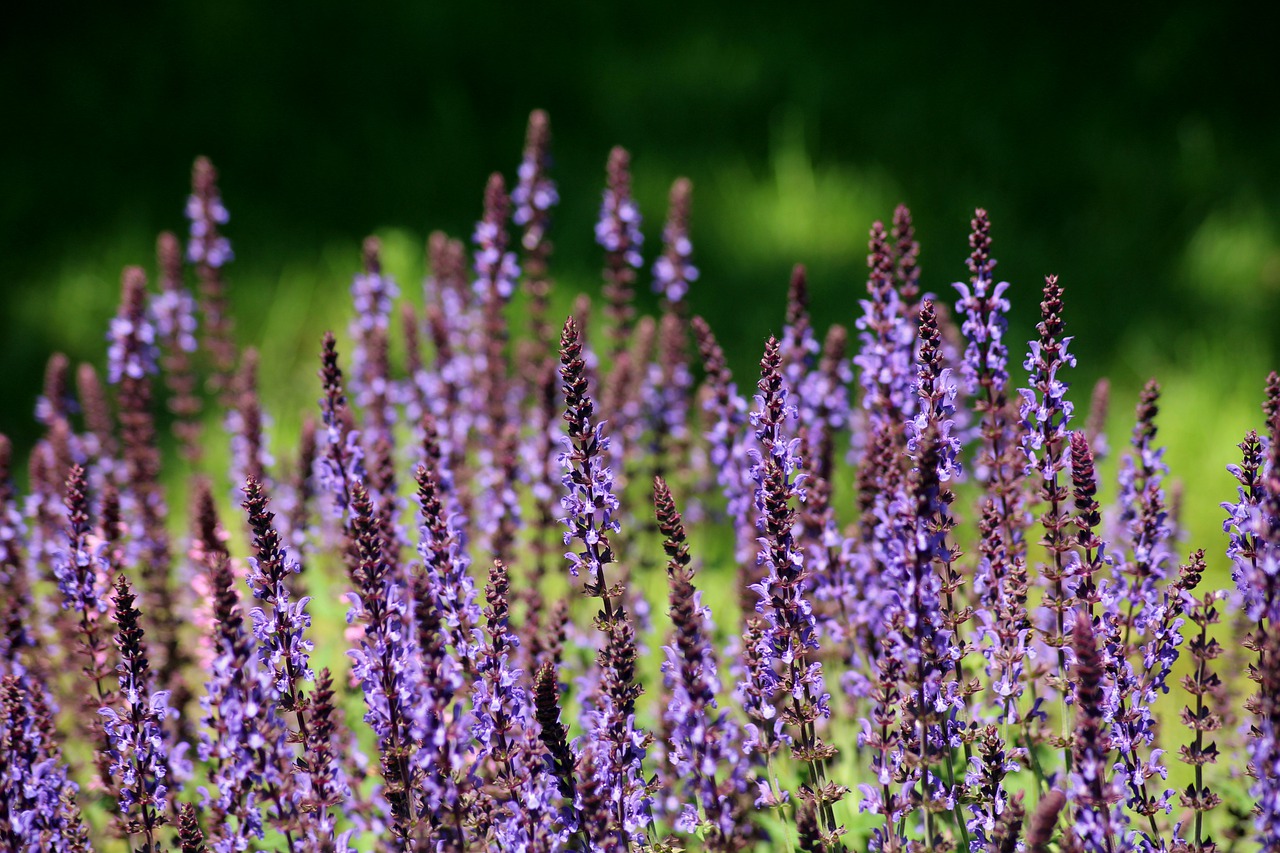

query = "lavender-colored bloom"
[558, 317, 622, 596]
[1019, 275, 1078, 713]
[953, 209, 1010, 399]
[316, 332, 365, 523]
[597, 146, 643, 352]
[653, 177, 698, 305]
[198, 537, 293, 852]
[346, 238, 401, 429]
[965, 726, 1021, 852]
[242, 478, 314, 709]
[107, 268, 160, 385]
[346, 482, 423, 849]
[642, 312, 694, 476]
[654, 477, 751, 849]
[0, 436, 32, 677]
[1224, 430, 1267, 618]
[1067, 610, 1126, 852]
[100, 576, 171, 850]
[474, 175, 521, 305]
[746, 337, 846, 844]
[855, 221, 917, 464]
[413, 434, 483, 676]
[151, 273, 199, 357]
[691, 316, 757, 583]
[560, 319, 652, 844]
[596, 147, 644, 269]
[471, 560, 554, 847]
[1113, 382, 1173, 606]
[34, 352, 73, 429]
[1250, 607, 1280, 850]
[780, 265, 820, 395]
[410, 447, 477, 848]
[226, 350, 276, 500]
[51, 465, 108, 623]
[472, 176, 524, 561]
[1018, 275, 1077, 481]
[1, 676, 90, 853]
[186, 156, 233, 268]
[513, 109, 559, 252]
[908, 300, 963, 483]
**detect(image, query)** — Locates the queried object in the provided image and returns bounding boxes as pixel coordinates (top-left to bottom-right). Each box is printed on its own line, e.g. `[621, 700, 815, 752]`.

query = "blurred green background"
[3, 1, 1279, 558]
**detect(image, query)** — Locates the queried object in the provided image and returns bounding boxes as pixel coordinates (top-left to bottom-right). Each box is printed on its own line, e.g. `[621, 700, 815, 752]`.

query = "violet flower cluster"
[2, 115, 1278, 853]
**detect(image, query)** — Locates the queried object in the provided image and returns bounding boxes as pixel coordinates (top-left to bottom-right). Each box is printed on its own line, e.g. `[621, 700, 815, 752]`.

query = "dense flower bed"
[0, 110, 1275, 853]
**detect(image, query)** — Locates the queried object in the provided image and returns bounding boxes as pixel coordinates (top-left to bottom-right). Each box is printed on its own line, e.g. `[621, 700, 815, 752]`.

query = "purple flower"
[513, 108, 558, 251]
[558, 318, 622, 596]
[953, 209, 1010, 397]
[106, 267, 159, 385]
[348, 237, 401, 432]
[197, 533, 294, 852]
[471, 560, 554, 847]
[653, 177, 698, 305]
[691, 316, 757, 582]
[345, 482, 423, 848]
[473, 173, 521, 305]
[1067, 610, 1126, 852]
[654, 477, 751, 849]
[597, 146, 643, 352]
[1018, 275, 1078, 718]
[746, 336, 846, 842]
[1223, 429, 1274, 622]
[241, 478, 314, 709]
[186, 156, 233, 268]
[1018, 275, 1077, 481]
[150, 289, 198, 358]
[100, 576, 171, 850]
[855, 220, 917, 464]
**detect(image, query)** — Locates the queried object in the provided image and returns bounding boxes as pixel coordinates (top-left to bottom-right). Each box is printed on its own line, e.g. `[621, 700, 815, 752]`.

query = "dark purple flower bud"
[1027, 789, 1066, 853]
[178, 803, 209, 853]
[534, 661, 583, 840]
[891, 203, 921, 304]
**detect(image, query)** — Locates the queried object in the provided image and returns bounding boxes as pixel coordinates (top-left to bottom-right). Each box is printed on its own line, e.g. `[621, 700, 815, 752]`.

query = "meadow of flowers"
[1, 109, 1278, 853]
